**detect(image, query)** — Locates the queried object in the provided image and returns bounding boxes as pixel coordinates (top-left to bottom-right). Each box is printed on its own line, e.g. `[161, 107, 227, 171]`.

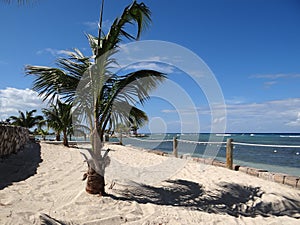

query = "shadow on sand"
[109, 179, 300, 218]
[0, 142, 42, 190]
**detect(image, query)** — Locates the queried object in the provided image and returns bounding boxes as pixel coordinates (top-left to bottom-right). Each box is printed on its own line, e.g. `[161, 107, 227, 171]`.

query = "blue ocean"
[118, 133, 300, 177]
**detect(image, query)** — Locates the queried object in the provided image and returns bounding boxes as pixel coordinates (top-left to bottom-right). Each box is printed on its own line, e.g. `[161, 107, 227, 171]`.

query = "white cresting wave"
[126, 137, 300, 148]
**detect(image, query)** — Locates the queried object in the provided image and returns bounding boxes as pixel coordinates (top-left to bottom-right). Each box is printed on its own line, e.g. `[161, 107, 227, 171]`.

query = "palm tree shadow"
[0, 143, 42, 190]
[108, 179, 300, 218]
[110, 179, 203, 206]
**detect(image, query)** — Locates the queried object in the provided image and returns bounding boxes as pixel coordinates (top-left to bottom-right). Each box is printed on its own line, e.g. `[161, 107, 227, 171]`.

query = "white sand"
[0, 142, 299, 224]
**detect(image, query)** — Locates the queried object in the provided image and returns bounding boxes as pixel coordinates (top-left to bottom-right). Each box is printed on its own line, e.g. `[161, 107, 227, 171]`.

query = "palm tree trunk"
[84, 129, 107, 196]
[84, 0, 109, 197]
[85, 165, 105, 195]
[63, 130, 69, 147]
[56, 132, 61, 141]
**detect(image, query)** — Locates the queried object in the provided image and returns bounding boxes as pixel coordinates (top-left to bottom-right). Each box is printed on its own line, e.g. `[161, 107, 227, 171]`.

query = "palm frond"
[26, 49, 90, 103]
[102, 102, 148, 135]
[99, 1, 151, 55]
[97, 70, 165, 135]
[42, 100, 73, 136]
[9, 109, 43, 128]
[129, 106, 148, 127]
[105, 69, 165, 111]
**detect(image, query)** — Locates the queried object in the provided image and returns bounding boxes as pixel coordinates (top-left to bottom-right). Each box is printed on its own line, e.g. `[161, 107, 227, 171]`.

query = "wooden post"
[173, 137, 178, 158]
[119, 132, 123, 145]
[104, 134, 109, 142]
[226, 138, 233, 170]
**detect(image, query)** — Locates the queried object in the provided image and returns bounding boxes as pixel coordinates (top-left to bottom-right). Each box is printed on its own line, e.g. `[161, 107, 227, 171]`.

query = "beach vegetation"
[26, 0, 166, 196]
[9, 109, 44, 131]
[42, 100, 73, 147]
[0, 118, 12, 126]
[33, 128, 49, 141]
[129, 108, 148, 136]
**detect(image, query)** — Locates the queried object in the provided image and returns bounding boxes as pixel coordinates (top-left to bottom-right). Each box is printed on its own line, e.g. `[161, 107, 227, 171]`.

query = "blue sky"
[0, 0, 300, 133]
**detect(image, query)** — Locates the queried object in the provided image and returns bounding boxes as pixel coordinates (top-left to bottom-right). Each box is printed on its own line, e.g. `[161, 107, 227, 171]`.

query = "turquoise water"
[120, 133, 300, 177]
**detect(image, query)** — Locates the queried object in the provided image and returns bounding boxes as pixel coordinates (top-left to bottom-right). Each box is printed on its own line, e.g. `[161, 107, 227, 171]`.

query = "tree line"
[1, 101, 74, 147]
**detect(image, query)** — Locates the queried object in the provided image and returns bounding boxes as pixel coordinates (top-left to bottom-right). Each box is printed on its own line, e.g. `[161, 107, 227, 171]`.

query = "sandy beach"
[0, 142, 299, 225]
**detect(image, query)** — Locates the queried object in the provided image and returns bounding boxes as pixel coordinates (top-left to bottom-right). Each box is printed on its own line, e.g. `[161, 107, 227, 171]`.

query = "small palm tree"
[129, 108, 148, 136]
[0, 118, 11, 126]
[42, 100, 73, 147]
[9, 109, 44, 131]
[34, 127, 49, 141]
[26, 1, 166, 196]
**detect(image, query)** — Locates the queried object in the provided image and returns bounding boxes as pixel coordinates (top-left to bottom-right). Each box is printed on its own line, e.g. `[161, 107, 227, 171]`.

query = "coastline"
[120, 143, 300, 189]
[1, 142, 299, 224]
[120, 133, 300, 177]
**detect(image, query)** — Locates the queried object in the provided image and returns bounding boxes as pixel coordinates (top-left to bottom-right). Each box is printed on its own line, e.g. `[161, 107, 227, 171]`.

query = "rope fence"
[126, 136, 226, 145]
[123, 136, 300, 170]
[232, 141, 300, 148]
[126, 137, 173, 143]
[121, 136, 300, 188]
[178, 139, 226, 145]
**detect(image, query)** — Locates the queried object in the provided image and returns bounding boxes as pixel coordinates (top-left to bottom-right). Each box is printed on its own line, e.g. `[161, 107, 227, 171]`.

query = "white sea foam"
[280, 135, 300, 138]
[215, 133, 231, 137]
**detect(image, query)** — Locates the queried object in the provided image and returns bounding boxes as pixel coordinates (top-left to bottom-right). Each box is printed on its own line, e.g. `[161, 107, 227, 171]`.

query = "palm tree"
[42, 100, 73, 147]
[9, 109, 44, 131]
[26, 1, 166, 196]
[0, 118, 11, 126]
[33, 127, 49, 141]
[129, 108, 148, 136]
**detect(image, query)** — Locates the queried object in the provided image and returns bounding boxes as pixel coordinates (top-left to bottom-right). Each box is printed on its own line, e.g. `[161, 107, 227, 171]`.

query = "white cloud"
[124, 62, 175, 73]
[187, 70, 206, 78]
[162, 108, 202, 115]
[162, 109, 176, 113]
[0, 60, 7, 65]
[82, 21, 98, 30]
[249, 73, 300, 79]
[36, 48, 70, 57]
[0, 87, 46, 120]
[213, 117, 225, 124]
[263, 81, 277, 89]
[249, 73, 300, 89]
[225, 98, 300, 132]
[82, 19, 112, 32]
[116, 44, 184, 69]
[160, 98, 300, 132]
[286, 112, 300, 127]
[145, 56, 173, 62]
[225, 97, 246, 105]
